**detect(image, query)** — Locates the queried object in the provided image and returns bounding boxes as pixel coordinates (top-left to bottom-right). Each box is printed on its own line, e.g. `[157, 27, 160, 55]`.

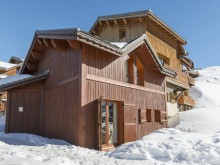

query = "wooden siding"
[98, 19, 146, 42]
[84, 79, 166, 149]
[38, 48, 81, 87]
[81, 43, 167, 149]
[43, 79, 80, 144]
[95, 18, 182, 71]
[6, 81, 42, 134]
[6, 46, 82, 146]
[37, 47, 81, 144]
[84, 44, 165, 91]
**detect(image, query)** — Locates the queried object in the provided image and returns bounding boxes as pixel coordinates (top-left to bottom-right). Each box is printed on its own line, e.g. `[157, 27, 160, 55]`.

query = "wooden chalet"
[0, 10, 196, 150]
[89, 10, 196, 117]
[0, 59, 22, 112]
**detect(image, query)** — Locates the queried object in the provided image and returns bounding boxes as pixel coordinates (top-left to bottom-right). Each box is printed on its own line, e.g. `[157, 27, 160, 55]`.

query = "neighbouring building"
[0, 58, 22, 112]
[0, 10, 197, 150]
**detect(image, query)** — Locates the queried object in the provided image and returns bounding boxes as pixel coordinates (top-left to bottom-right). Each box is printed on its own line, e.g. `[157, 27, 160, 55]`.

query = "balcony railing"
[189, 76, 195, 86]
[0, 104, 5, 112]
[164, 64, 189, 87]
[178, 95, 195, 107]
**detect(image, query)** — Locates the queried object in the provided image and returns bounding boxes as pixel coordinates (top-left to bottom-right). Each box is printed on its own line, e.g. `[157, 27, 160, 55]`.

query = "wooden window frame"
[119, 28, 126, 39]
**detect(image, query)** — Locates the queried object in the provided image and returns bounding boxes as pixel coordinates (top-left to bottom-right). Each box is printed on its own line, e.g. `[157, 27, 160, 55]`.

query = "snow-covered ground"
[0, 66, 220, 164]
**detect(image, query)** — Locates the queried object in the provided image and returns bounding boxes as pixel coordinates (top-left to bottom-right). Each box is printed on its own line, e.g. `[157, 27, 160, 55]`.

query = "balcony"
[189, 76, 195, 86]
[164, 64, 189, 89]
[0, 104, 5, 112]
[178, 95, 195, 107]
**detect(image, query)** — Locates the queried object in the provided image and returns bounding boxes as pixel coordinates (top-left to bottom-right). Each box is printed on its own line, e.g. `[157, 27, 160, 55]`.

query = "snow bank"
[0, 74, 32, 86]
[108, 129, 220, 164]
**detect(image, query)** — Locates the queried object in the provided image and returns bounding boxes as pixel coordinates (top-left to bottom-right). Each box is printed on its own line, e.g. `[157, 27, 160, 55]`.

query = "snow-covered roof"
[0, 61, 17, 71]
[110, 42, 128, 48]
[0, 74, 33, 86]
[0, 70, 49, 92]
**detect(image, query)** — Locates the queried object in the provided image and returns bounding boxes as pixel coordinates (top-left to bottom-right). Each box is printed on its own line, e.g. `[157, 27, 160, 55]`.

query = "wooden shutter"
[139, 109, 147, 123]
[124, 104, 137, 143]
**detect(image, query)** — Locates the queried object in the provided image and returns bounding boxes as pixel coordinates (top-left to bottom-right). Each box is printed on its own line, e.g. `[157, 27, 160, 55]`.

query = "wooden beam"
[123, 18, 127, 24]
[51, 39, 67, 51]
[92, 30, 96, 35]
[99, 21, 102, 26]
[26, 63, 37, 71]
[105, 20, 109, 26]
[43, 39, 54, 49]
[31, 51, 43, 61]
[67, 40, 81, 50]
[139, 17, 144, 23]
[86, 74, 166, 95]
[37, 38, 44, 46]
[114, 20, 118, 25]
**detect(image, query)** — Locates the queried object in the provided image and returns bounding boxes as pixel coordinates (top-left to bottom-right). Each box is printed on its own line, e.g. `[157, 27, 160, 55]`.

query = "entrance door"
[98, 98, 122, 150]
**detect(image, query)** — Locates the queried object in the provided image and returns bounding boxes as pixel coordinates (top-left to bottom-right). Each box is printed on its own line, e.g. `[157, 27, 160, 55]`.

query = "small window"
[139, 109, 147, 123]
[154, 110, 161, 122]
[157, 53, 170, 66]
[119, 28, 126, 39]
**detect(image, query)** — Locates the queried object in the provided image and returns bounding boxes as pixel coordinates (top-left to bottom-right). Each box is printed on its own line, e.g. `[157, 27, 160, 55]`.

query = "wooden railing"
[189, 76, 195, 86]
[178, 95, 195, 107]
[0, 104, 5, 112]
[164, 64, 189, 87]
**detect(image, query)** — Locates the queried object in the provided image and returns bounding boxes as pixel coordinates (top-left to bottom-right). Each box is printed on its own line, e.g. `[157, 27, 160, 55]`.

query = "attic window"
[119, 28, 126, 39]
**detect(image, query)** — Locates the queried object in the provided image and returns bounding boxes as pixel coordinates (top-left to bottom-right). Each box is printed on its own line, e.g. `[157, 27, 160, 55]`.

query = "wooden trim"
[124, 123, 136, 126]
[86, 74, 166, 95]
[39, 83, 45, 135]
[124, 103, 135, 107]
[167, 77, 189, 90]
[5, 92, 10, 133]
[46, 74, 79, 90]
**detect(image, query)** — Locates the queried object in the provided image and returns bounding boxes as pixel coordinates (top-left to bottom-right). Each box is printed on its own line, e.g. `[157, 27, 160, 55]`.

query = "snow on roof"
[110, 42, 128, 48]
[0, 74, 32, 86]
[0, 61, 17, 70]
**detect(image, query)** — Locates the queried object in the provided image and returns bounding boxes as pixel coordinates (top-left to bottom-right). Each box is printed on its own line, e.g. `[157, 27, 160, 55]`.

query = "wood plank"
[86, 74, 166, 95]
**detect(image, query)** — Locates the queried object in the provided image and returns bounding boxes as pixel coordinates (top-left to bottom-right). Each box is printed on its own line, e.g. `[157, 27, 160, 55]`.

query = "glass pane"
[108, 102, 113, 144]
[108, 102, 117, 144]
[102, 101, 106, 145]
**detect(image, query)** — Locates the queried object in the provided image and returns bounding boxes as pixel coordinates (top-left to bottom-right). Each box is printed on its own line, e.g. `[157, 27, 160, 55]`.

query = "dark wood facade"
[4, 30, 168, 150]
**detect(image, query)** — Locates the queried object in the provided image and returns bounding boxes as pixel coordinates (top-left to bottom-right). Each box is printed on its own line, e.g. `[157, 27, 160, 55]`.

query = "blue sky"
[0, 0, 219, 68]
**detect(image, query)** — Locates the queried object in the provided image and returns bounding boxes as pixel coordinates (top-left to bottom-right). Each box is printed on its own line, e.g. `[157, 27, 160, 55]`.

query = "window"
[136, 57, 144, 86]
[125, 56, 144, 86]
[182, 64, 187, 73]
[119, 28, 126, 39]
[138, 109, 152, 123]
[157, 53, 170, 66]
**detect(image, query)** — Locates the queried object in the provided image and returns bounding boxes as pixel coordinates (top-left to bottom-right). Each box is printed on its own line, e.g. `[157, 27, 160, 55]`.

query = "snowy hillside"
[0, 66, 220, 164]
